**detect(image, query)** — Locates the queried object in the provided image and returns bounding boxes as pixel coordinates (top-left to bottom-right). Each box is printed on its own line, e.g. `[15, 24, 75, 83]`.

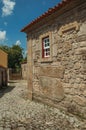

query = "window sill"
[40, 57, 53, 63]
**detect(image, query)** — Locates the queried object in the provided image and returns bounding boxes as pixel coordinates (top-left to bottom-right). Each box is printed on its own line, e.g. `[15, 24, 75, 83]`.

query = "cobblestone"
[0, 80, 85, 130]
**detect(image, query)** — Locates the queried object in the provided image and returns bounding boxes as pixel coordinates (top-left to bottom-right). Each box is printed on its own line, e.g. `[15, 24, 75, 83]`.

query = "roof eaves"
[21, 0, 70, 32]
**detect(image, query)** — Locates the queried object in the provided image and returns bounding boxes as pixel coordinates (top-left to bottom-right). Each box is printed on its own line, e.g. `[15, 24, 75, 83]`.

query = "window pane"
[47, 43, 49, 46]
[45, 39, 46, 43]
[46, 48, 49, 52]
[45, 43, 47, 47]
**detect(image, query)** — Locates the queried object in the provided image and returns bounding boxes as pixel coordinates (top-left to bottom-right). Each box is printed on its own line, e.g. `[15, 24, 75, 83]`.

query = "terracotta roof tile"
[21, 0, 70, 32]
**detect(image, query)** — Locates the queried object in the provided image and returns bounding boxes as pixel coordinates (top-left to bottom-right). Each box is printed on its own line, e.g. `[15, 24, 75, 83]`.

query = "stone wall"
[8, 68, 22, 80]
[27, 0, 86, 118]
[21, 63, 27, 80]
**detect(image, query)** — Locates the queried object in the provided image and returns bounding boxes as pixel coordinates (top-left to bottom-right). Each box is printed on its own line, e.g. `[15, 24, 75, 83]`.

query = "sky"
[0, 0, 61, 53]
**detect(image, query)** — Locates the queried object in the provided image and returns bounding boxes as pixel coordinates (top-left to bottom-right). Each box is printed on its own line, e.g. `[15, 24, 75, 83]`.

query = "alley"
[0, 80, 85, 130]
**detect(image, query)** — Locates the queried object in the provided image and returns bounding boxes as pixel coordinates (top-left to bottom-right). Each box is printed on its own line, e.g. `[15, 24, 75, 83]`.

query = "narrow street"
[0, 80, 85, 130]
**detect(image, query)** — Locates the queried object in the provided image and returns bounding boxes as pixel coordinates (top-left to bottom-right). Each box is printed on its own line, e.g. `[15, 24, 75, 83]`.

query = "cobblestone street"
[0, 80, 85, 130]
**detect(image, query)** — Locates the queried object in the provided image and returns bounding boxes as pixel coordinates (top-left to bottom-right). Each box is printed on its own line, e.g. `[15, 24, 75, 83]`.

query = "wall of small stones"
[21, 63, 27, 80]
[27, 0, 86, 118]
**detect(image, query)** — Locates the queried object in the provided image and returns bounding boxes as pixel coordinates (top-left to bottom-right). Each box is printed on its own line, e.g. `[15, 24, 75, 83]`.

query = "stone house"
[0, 49, 8, 88]
[21, 0, 86, 118]
[21, 61, 27, 80]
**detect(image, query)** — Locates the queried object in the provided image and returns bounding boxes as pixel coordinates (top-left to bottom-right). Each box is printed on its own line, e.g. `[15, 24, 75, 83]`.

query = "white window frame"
[42, 36, 50, 58]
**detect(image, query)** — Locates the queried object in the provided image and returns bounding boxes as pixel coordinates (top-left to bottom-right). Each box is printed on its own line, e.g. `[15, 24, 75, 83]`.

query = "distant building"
[0, 49, 8, 88]
[21, 0, 86, 118]
[21, 61, 27, 80]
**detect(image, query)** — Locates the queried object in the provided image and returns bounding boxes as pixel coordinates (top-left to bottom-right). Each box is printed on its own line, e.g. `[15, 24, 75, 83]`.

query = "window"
[40, 32, 52, 63]
[42, 36, 50, 58]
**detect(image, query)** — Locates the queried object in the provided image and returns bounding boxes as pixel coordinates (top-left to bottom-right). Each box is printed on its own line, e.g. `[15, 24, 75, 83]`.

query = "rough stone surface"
[39, 66, 65, 78]
[25, 0, 86, 119]
[39, 77, 64, 101]
[21, 63, 27, 80]
[0, 80, 86, 130]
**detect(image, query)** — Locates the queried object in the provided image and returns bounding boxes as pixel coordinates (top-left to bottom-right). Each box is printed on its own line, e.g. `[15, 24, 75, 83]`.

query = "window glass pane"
[46, 49, 48, 52]
[45, 39, 46, 43]
[47, 48, 50, 51]
[47, 43, 49, 46]
[47, 39, 49, 42]
[45, 43, 47, 47]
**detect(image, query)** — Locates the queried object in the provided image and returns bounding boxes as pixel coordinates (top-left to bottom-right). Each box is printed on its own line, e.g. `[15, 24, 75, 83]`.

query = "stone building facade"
[21, 61, 27, 80]
[21, 0, 86, 118]
[0, 49, 8, 88]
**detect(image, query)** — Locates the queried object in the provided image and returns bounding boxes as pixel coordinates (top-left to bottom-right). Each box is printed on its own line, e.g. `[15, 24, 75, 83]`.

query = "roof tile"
[21, 0, 70, 32]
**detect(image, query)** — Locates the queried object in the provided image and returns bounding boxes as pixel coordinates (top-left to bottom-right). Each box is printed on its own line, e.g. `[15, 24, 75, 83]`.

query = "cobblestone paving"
[0, 80, 86, 130]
